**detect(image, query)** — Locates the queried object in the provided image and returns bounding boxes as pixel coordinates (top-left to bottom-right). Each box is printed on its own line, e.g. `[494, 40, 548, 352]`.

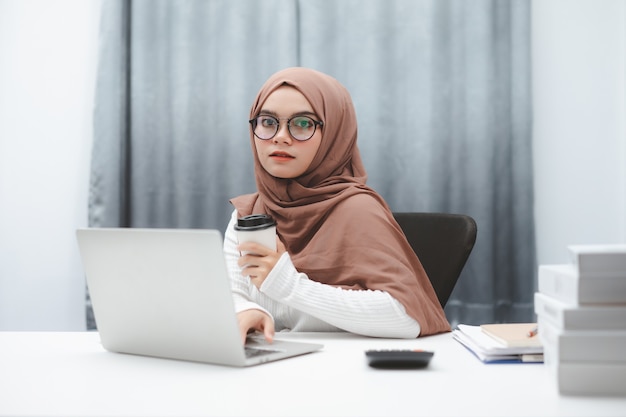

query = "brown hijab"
[230, 67, 450, 336]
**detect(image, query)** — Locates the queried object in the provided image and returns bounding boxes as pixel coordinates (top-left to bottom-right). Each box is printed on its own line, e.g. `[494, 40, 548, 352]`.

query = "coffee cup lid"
[234, 214, 276, 231]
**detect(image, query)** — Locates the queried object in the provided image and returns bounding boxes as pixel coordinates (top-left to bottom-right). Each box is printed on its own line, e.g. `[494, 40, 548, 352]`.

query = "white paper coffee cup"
[234, 214, 277, 252]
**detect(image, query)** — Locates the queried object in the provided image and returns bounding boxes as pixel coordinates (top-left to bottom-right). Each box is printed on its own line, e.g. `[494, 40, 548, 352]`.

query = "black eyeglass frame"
[249, 115, 324, 141]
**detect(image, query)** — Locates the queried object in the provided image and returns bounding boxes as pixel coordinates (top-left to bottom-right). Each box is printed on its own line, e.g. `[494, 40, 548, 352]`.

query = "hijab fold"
[231, 67, 449, 336]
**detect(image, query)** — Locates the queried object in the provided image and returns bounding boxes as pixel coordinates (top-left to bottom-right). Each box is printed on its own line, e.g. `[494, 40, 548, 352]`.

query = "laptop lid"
[76, 228, 322, 366]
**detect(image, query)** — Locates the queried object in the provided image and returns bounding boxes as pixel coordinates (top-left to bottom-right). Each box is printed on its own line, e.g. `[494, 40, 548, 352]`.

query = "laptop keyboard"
[244, 346, 278, 358]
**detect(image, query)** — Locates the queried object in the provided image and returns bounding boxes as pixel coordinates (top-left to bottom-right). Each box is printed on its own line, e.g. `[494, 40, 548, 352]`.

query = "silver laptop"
[76, 228, 322, 366]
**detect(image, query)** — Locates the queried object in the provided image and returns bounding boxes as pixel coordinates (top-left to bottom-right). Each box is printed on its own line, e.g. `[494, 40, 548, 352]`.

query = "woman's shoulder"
[230, 192, 259, 216]
[332, 190, 391, 222]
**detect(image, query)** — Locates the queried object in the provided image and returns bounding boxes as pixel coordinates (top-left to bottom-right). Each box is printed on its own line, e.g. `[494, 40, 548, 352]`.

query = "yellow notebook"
[479, 323, 542, 348]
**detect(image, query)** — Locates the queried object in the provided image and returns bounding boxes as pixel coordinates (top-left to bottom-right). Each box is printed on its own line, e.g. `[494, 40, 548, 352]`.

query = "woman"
[224, 67, 450, 343]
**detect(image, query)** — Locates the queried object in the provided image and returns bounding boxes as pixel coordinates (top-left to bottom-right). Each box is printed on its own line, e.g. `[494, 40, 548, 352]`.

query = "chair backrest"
[392, 212, 477, 308]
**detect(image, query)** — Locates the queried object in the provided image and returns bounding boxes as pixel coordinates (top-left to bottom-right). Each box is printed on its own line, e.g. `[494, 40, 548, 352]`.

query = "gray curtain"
[89, 0, 535, 330]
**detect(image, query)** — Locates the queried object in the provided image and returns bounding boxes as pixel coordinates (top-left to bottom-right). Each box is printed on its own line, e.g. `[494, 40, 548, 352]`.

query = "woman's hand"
[237, 309, 275, 344]
[237, 237, 286, 288]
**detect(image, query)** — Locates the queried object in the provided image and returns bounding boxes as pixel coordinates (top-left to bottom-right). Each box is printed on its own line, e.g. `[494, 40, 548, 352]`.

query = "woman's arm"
[224, 211, 271, 316]
[261, 253, 421, 338]
[225, 211, 277, 343]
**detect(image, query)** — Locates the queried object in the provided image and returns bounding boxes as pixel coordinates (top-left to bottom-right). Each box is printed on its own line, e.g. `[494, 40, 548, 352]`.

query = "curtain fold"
[89, 0, 534, 329]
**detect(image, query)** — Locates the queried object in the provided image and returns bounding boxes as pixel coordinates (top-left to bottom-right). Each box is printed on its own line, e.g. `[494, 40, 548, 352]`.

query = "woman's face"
[253, 86, 322, 179]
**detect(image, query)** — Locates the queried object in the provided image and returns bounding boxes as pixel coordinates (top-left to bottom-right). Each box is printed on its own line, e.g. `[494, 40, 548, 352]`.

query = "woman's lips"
[270, 151, 295, 160]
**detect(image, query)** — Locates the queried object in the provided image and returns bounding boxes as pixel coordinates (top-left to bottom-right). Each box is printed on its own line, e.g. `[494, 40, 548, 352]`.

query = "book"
[543, 348, 626, 396]
[547, 360, 626, 396]
[538, 318, 626, 362]
[538, 264, 626, 304]
[568, 244, 626, 277]
[479, 323, 542, 347]
[534, 292, 626, 330]
[452, 324, 543, 363]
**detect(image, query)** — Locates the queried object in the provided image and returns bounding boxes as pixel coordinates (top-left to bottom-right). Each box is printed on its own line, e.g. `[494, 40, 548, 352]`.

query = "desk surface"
[1, 331, 625, 417]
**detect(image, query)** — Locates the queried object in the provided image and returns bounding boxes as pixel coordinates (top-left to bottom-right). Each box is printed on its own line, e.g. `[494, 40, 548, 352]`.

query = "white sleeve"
[223, 210, 272, 318]
[260, 252, 421, 339]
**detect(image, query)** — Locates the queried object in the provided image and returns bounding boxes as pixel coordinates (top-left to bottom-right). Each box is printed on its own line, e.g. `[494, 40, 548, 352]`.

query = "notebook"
[76, 227, 323, 366]
[479, 323, 542, 348]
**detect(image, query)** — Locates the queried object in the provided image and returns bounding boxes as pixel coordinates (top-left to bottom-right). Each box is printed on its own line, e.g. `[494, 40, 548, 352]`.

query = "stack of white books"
[535, 244, 626, 396]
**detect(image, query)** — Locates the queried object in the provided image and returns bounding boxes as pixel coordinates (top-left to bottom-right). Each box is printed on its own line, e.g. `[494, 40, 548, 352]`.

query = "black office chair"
[393, 212, 477, 308]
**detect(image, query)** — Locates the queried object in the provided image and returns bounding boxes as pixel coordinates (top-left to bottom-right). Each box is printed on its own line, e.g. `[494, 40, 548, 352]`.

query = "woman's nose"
[272, 123, 292, 144]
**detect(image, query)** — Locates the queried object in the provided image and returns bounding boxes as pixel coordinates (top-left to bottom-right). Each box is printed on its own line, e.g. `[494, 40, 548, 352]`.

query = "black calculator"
[365, 349, 434, 369]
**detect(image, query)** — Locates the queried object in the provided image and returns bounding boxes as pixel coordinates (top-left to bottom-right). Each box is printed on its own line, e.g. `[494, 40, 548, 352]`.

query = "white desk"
[1, 331, 625, 417]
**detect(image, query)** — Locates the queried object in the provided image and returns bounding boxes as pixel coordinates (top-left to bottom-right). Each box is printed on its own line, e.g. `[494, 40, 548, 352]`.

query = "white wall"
[532, 0, 626, 265]
[0, 0, 624, 330]
[0, 0, 100, 330]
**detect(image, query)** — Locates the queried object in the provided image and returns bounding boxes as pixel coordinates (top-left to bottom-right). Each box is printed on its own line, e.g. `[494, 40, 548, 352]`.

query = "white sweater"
[224, 210, 420, 338]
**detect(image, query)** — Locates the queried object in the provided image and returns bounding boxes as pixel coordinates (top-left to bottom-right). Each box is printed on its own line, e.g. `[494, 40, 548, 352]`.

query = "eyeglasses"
[249, 115, 324, 141]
